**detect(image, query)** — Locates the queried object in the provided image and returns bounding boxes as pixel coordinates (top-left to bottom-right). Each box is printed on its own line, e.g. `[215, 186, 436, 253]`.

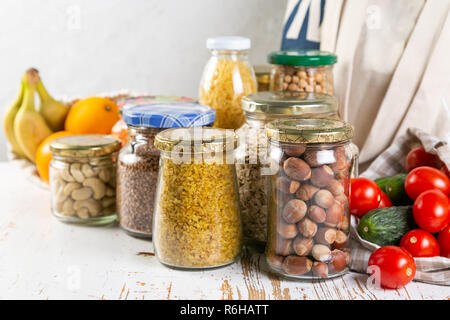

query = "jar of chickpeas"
[268, 50, 337, 95]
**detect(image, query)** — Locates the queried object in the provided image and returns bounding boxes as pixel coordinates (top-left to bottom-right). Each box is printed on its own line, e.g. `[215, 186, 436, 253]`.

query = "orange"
[36, 131, 73, 184]
[65, 97, 120, 134]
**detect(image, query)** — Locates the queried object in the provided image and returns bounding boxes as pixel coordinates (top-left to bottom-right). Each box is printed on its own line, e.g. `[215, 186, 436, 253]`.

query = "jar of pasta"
[153, 127, 242, 269]
[264, 119, 355, 280]
[236, 92, 339, 248]
[117, 103, 216, 239]
[49, 135, 121, 225]
[199, 36, 257, 129]
[268, 50, 337, 95]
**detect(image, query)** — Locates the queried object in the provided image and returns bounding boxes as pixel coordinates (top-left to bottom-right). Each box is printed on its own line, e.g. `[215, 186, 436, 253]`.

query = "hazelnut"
[282, 256, 313, 276]
[277, 221, 298, 239]
[292, 237, 314, 256]
[332, 230, 348, 250]
[311, 165, 334, 187]
[266, 254, 284, 270]
[284, 144, 306, 157]
[325, 202, 345, 227]
[275, 238, 293, 256]
[335, 194, 348, 206]
[297, 218, 318, 238]
[303, 149, 335, 167]
[326, 179, 345, 196]
[276, 176, 300, 194]
[337, 216, 350, 232]
[288, 83, 298, 91]
[307, 205, 326, 224]
[329, 250, 349, 273]
[330, 147, 348, 173]
[315, 228, 337, 245]
[312, 244, 332, 262]
[312, 262, 328, 279]
[283, 158, 311, 181]
[314, 190, 335, 209]
[296, 184, 319, 201]
[282, 199, 307, 224]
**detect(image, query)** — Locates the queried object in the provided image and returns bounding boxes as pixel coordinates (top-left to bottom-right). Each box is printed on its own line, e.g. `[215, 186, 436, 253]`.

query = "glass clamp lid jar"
[153, 128, 242, 270]
[117, 103, 216, 239]
[236, 92, 340, 247]
[199, 36, 257, 129]
[268, 50, 337, 95]
[264, 118, 355, 280]
[49, 135, 121, 225]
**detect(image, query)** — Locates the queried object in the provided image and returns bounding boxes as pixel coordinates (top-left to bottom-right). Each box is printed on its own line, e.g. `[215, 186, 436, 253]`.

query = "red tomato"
[405, 167, 450, 200]
[413, 190, 450, 233]
[400, 229, 440, 257]
[368, 246, 416, 289]
[438, 226, 450, 258]
[442, 165, 450, 178]
[406, 147, 442, 172]
[378, 191, 393, 208]
[349, 178, 382, 217]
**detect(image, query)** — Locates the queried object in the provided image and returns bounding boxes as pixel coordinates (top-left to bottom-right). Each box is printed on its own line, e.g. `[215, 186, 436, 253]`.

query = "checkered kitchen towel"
[350, 128, 450, 286]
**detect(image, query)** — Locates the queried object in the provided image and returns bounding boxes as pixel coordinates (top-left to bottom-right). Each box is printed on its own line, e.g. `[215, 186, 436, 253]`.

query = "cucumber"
[358, 206, 416, 247]
[375, 174, 413, 206]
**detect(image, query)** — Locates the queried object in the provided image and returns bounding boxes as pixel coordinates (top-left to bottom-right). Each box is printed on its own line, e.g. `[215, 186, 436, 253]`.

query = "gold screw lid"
[50, 135, 121, 157]
[242, 91, 338, 116]
[155, 127, 237, 153]
[265, 118, 354, 144]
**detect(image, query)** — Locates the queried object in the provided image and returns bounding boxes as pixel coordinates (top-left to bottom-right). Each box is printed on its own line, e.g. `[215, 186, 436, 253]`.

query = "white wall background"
[0, 0, 285, 161]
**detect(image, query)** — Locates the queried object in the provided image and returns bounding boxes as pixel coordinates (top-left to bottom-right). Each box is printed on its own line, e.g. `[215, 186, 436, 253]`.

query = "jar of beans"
[236, 92, 339, 248]
[264, 118, 355, 280]
[268, 50, 337, 95]
[117, 103, 216, 238]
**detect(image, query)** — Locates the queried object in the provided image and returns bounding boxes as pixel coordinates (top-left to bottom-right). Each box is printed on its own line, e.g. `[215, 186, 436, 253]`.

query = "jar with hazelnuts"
[264, 118, 355, 280]
[268, 50, 337, 95]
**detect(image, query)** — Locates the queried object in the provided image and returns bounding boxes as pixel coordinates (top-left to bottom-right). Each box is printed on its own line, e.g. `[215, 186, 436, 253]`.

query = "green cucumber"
[358, 206, 416, 247]
[375, 174, 413, 206]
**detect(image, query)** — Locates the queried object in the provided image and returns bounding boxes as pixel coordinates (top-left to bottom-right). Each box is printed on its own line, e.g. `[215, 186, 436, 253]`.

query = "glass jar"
[153, 128, 242, 269]
[264, 119, 355, 280]
[49, 135, 121, 225]
[199, 36, 257, 129]
[236, 92, 340, 247]
[117, 103, 216, 238]
[254, 65, 271, 92]
[268, 50, 337, 95]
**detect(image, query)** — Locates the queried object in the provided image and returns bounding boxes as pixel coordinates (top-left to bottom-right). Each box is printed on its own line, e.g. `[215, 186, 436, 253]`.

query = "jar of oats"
[236, 92, 339, 248]
[49, 135, 121, 225]
[268, 50, 337, 95]
[153, 128, 242, 269]
[117, 103, 216, 239]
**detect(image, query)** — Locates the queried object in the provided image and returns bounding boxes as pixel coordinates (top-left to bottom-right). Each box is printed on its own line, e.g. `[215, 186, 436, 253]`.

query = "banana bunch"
[3, 68, 69, 163]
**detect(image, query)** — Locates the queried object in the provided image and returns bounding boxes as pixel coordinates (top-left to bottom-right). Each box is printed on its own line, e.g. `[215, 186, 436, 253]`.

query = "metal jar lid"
[265, 118, 354, 144]
[154, 128, 237, 153]
[50, 135, 122, 158]
[242, 91, 338, 116]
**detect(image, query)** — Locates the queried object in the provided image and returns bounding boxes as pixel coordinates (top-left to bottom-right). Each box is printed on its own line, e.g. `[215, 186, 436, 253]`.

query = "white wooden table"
[0, 162, 448, 300]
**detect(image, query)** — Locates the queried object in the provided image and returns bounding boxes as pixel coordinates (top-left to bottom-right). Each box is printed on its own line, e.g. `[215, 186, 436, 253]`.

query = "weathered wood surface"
[0, 162, 448, 300]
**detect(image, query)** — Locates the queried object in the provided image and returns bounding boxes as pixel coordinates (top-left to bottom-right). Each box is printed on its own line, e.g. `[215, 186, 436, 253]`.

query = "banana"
[3, 80, 26, 157]
[14, 69, 53, 163]
[36, 73, 69, 131]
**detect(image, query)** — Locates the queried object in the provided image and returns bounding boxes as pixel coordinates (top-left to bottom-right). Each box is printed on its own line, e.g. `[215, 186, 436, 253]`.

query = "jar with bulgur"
[268, 50, 337, 95]
[117, 104, 216, 238]
[153, 128, 242, 269]
[236, 92, 339, 247]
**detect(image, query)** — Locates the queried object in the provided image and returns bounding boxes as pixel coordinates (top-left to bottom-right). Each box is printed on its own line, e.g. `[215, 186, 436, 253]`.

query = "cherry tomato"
[368, 246, 416, 289]
[438, 226, 450, 258]
[405, 167, 450, 200]
[349, 178, 382, 217]
[378, 191, 393, 208]
[442, 165, 450, 178]
[406, 147, 442, 172]
[400, 229, 440, 257]
[413, 190, 450, 233]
